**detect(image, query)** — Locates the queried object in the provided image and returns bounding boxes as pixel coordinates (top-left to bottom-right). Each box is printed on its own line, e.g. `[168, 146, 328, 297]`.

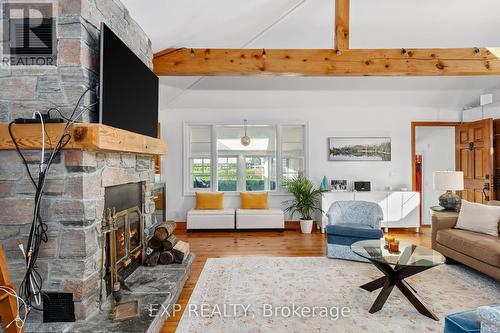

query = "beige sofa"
[431, 202, 500, 281]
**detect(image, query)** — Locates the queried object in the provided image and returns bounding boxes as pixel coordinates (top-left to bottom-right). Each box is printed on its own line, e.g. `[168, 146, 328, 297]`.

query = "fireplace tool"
[102, 208, 140, 322]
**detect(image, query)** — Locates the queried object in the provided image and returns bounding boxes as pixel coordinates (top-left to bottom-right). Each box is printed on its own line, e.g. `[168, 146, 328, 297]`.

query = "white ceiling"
[121, 0, 500, 109]
[122, 0, 500, 51]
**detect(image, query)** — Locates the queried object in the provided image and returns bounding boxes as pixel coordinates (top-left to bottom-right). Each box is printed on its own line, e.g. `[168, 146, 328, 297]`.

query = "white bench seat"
[236, 209, 284, 230]
[187, 209, 235, 230]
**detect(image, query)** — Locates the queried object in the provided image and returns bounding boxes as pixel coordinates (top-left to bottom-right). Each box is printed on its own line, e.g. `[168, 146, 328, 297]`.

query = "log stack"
[144, 221, 190, 266]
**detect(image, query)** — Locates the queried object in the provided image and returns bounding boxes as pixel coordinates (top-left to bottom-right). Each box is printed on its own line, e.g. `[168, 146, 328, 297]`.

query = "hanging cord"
[8, 87, 95, 314]
[0, 285, 28, 331]
[33, 111, 46, 172]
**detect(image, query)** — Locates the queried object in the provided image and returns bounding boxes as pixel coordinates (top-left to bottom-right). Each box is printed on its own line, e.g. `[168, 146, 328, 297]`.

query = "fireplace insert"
[102, 183, 145, 296]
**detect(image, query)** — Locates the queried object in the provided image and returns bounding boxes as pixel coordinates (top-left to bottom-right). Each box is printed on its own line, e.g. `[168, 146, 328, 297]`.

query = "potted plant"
[282, 173, 326, 233]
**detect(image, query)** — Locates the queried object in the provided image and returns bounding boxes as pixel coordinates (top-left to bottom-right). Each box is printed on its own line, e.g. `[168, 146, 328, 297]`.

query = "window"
[245, 156, 276, 191]
[191, 158, 211, 189]
[185, 123, 306, 194]
[187, 126, 212, 191]
[217, 157, 238, 191]
[281, 125, 305, 181]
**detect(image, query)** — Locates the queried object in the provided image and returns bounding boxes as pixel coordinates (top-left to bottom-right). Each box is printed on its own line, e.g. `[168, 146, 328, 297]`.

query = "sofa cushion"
[237, 209, 283, 216]
[444, 308, 480, 333]
[240, 192, 269, 209]
[195, 192, 224, 210]
[436, 229, 500, 267]
[326, 224, 383, 239]
[188, 209, 235, 216]
[456, 200, 500, 237]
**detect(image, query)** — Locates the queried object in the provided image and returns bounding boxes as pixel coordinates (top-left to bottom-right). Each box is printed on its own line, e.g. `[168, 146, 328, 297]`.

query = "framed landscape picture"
[328, 137, 391, 161]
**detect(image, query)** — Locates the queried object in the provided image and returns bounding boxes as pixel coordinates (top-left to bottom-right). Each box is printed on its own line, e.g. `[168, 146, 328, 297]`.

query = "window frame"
[183, 121, 308, 196]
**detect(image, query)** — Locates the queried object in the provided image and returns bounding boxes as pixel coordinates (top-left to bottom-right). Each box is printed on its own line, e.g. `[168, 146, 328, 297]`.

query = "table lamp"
[433, 171, 464, 211]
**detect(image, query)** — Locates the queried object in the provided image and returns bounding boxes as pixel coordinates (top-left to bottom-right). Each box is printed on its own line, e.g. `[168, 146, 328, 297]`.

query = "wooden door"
[455, 119, 494, 203]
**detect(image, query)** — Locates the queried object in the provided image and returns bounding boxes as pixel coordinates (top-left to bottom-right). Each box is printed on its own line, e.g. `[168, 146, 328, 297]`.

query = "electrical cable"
[33, 111, 45, 172]
[8, 87, 95, 315]
[0, 285, 27, 331]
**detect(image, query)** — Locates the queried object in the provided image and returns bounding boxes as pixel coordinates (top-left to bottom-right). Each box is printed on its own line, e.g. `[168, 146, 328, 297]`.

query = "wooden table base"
[360, 261, 439, 321]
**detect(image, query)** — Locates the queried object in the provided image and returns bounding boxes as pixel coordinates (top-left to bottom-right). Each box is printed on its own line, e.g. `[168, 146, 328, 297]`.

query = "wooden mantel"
[0, 123, 168, 155]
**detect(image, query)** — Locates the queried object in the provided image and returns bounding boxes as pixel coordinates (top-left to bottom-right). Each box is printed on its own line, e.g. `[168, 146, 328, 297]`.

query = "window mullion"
[238, 154, 245, 192]
[211, 125, 218, 192]
[276, 124, 283, 192]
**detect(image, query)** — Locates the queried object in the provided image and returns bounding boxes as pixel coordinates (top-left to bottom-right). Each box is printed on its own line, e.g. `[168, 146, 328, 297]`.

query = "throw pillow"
[240, 192, 269, 209]
[455, 200, 500, 236]
[195, 192, 224, 210]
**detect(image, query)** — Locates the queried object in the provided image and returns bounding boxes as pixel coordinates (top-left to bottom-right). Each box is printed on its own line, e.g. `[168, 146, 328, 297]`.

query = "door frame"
[410, 122, 461, 192]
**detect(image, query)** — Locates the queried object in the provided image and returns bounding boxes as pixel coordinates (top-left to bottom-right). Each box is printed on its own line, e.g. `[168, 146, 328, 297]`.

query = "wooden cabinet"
[320, 191, 420, 233]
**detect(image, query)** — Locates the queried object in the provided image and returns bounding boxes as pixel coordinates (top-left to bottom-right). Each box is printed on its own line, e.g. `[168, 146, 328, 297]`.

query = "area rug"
[176, 257, 499, 333]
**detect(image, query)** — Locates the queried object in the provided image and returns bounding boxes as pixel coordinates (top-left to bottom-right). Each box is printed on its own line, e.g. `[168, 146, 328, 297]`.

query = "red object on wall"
[415, 155, 423, 225]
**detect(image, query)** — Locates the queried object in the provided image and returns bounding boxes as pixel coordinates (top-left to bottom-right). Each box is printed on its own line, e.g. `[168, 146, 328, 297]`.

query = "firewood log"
[161, 234, 178, 251]
[147, 237, 162, 250]
[172, 240, 190, 263]
[144, 251, 160, 266]
[153, 221, 176, 241]
[159, 251, 174, 265]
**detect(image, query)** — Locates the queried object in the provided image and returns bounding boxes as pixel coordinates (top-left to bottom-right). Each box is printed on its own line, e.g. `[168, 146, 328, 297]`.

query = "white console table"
[320, 191, 420, 233]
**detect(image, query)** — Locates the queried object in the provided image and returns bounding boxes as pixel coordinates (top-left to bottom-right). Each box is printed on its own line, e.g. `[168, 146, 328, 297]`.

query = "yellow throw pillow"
[240, 192, 269, 209]
[195, 192, 224, 210]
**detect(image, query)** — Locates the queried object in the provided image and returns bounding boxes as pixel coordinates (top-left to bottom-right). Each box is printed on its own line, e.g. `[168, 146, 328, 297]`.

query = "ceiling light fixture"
[241, 120, 251, 146]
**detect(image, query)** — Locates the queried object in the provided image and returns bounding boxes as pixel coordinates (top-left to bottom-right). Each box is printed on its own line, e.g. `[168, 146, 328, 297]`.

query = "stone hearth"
[24, 254, 194, 333]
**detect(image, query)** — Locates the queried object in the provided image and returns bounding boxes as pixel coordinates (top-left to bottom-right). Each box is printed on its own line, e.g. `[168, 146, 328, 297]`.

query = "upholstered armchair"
[325, 200, 384, 261]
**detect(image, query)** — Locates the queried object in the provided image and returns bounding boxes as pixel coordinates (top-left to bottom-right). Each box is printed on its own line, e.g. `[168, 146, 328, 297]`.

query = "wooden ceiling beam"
[153, 47, 500, 76]
[335, 0, 350, 50]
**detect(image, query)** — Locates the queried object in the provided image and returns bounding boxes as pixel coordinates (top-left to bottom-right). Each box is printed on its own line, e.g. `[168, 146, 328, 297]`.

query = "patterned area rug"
[176, 257, 499, 333]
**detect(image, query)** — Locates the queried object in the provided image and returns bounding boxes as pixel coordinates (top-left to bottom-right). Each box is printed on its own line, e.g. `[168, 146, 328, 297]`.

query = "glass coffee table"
[351, 239, 445, 321]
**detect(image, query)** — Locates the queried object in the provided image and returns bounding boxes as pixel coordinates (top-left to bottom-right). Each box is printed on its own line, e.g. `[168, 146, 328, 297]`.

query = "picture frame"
[331, 180, 348, 191]
[328, 137, 391, 161]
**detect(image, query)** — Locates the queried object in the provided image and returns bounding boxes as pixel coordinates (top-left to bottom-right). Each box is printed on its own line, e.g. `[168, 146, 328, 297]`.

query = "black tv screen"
[99, 23, 158, 138]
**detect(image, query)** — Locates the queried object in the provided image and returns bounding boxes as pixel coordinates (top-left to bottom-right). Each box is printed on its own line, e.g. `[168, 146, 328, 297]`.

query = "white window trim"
[183, 121, 308, 196]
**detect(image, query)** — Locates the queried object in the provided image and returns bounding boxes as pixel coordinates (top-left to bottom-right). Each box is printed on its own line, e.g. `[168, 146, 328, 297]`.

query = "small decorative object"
[320, 176, 329, 191]
[282, 172, 327, 234]
[389, 239, 400, 253]
[240, 119, 251, 146]
[331, 179, 348, 191]
[328, 137, 391, 161]
[433, 171, 464, 211]
[354, 181, 371, 192]
[384, 236, 395, 249]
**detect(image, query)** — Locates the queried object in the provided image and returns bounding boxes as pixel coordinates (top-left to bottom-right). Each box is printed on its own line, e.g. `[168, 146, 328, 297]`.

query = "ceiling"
[122, 0, 500, 51]
[121, 0, 500, 109]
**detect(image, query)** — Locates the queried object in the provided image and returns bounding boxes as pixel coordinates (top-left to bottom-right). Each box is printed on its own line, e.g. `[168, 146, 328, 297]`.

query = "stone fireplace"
[0, 149, 158, 321]
[0, 0, 194, 331]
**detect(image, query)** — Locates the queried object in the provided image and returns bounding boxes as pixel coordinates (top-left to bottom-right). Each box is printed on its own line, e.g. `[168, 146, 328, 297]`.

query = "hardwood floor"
[160, 223, 431, 333]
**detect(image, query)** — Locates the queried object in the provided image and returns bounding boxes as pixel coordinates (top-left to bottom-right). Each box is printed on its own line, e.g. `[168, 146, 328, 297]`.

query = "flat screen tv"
[99, 23, 158, 138]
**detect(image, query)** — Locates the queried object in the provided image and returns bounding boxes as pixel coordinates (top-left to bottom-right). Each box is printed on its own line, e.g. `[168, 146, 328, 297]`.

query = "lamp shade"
[433, 171, 464, 191]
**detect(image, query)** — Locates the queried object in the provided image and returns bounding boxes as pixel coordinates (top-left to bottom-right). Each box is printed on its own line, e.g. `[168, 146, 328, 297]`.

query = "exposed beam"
[335, 0, 349, 50]
[153, 47, 500, 76]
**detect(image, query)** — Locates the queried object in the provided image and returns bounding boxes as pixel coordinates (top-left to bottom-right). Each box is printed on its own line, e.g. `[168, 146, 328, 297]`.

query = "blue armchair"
[326, 200, 384, 261]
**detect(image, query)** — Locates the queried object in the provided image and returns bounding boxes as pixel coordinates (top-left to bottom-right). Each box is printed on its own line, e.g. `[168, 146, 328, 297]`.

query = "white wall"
[160, 85, 463, 220]
[415, 127, 456, 225]
[462, 90, 500, 122]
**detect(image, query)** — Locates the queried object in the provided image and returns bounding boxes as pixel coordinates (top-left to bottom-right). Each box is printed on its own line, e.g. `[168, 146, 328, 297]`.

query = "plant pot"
[300, 219, 314, 233]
